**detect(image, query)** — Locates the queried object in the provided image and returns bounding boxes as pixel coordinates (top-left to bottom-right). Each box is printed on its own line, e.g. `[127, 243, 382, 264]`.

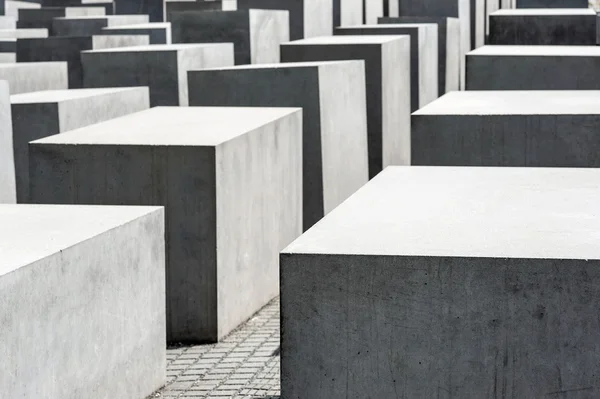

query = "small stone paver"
[148, 298, 281, 399]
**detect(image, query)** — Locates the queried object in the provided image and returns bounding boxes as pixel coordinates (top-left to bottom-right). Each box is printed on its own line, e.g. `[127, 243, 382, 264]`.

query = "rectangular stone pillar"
[0, 80, 14, 203]
[52, 14, 149, 36]
[17, 7, 105, 31]
[333, 0, 362, 28]
[0, 61, 67, 94]
[114, 0, 163, 22]
[102, 22, 171, 44]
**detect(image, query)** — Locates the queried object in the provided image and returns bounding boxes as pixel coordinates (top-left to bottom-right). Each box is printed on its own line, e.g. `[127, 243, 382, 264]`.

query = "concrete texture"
[489, 9, 596, 45]
[467, 45, 600, 90]
[281, 36, 411, 178]
[11, 87, 149, 202]
[236, 0, 332, 40]
[336, 24, 439, 111]
[164, 0, 222, 22]
[0, 62, 68, 94]
[0, 28, 47, 37]
[28, 106, 303, 344]
[52, 14, 149, 36]
[101, 22, 171, 44]
[412, 90, 600, 166]
[0, 16, 16, 29]
[0, 81, 15, 204]
[17, 6, 105, 32]
[17, 35, 150, 88]
[333, 0, 362, 27]
[517, 0, 588, 7]
[6, 0, 40, 20]
[171, 9, 289, 65]
[379, 16, 460, 95]
[114, 0, 162, 22]
[0, 39, 14, 52]
[281, 165, 600, 398]
[365, 0, 384, 24]
[0, 204, 165, 399]
[0, 53, 15, 62]
[187, 61, 369, 230]
[82, 43, 233, 106]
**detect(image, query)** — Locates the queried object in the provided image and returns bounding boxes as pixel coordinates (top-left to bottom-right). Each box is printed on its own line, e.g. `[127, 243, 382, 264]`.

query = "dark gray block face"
[516, 0, 588, 7]
[52, 14, 149, 36]
[412, 91, 600, 167]
[336, 24, 438, 111]
[17, 35, 149, 88]
[188, 61, 369, 230]
[490, 9, 596, 45]
[0, 62, 67, 94]
[172, 9, 289, 65]
[0, 81, 15, 204]
[17, 6, 105, 32]
[467, 46, 600, 90]
[379, 16, 460, 95]
[114, 0, 162, 22]
[281, 36, 411, 178]
[0, 38, 14, 51]
[101, 22, 171, 44]
[236, 0, 333, 40]
[28, 106, 303, 343]
[281, 166, 600, 398]
[11, 87, 149, 202]
[82, 43, 234, 106]
[164, 0, 222, 22]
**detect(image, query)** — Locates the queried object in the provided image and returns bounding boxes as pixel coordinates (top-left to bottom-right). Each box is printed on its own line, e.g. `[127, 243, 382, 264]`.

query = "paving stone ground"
[149, 298, 281, 399]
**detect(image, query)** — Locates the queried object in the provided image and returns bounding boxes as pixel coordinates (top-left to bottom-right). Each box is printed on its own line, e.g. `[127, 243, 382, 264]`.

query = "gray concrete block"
[333, 0, 362, 28]
[171, 9, 288, 64]
[6, 0, 40, 20]
[412, 91, 600, 166]
[101, 22, 171, 44]
[114, 0, 162, 22]
[0, 38, 14, 52]
[281, 35, 410, 178]
[17, 6, 105, 31]
[52, 14, 149, 36]
[281, 165, 600, 398]
[164, 0, 223, 22]
[0, 16, 16, 29]
[0, 204, 165, 399]
[188, 61, 369, 229]
[17, 35, 150, 88]
[236, 0, 332, 40]
[379, 16, 460, 95]
[365, 0, 384, 24]
[466, 45, 600, 90]
[38, 0, 114, 14]
[336, 24, 438, 111]
[28, 106, 303, 343]
[0, 62, 68, 94]
[490, 9, 596, 45]
[82, 43, 233, 106]
[11, 87, 149, 202]
[517, 0, 588, 7]
[0, 28, 47, 38]
[0, 53, 14, 62]
[0, 81, 15, 204]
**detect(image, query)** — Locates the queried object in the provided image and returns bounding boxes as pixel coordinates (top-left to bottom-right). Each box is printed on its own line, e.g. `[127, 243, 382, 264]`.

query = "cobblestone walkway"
[150, 299, 281, 399]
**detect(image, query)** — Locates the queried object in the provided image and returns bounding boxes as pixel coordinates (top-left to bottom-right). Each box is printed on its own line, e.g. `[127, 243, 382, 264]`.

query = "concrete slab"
[188, 61, 369, 229]
[281, 165, 600, 398]
[164, 0, 223, 22]
[281, 35, 411, 177]
[0, 53, 15, 62]
[171, 9, 288, 64]
[114, 0, 162, 22]
[0, 204, 165, 399]
[0, 28, 47, 38]
[52, 14, 150, 36]
[0, 62, 68, 94]
[489, 8, 596, 45]
[333, 0, 362, 28]
[0, 81, 14, 204]
[17, 35, 150, 88]
[466, 45, 600, 90]
[516, 0, 588, 7]
[6, 0, 40, 20]
[0, 39, 14, 52]
[0, 16, 16, 29]
[11, 87, 149, 202]
[28, 106, 303, 344]
[17, 6, 105, 31]
[82, 43, 233, 106]
[101, 22, 171, 44]
[336, 24, 438, 111]
[365, 0, 384, 24]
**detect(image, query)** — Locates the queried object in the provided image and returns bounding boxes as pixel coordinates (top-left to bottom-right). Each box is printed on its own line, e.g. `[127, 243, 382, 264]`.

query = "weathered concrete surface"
[467, 45, 600, 90]
[281, 35, 411, 177]
[102, 22, 171, 44]
[365, 0, 384, 24]
[17, 7, 105, 32]
[0, 16, 16, 29]
[379, 16, 460, 95]
[336, 24, 438, 111]
[29, 106, 303, 344]
[0, 204, 165, 399]
[517, 0, 588, 7]
[333, 0, 362, 27]
[52, 14, 149, 36]
[82, 43, 233, 106]
[171, 9, 289, 64]
[412, 90, 600, 166]
[489, 9, 596, 45]
[0, 28, 48, 38]
[11, 87, 149, 202]
[0, 80, 15, 204]
[164, 0, 222, 22]
[0, 62, 68, 94]
[188, 61, 369, 230]
[114, 0, 162, 22]
[281, 166, 600, 398]
[17, 35, 150, 88]
[6, 0, 40, 20]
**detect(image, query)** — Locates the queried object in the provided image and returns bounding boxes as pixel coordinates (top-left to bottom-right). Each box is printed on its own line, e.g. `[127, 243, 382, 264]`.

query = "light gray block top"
[197, 60, 364, 71]
[283, 166, 600, 260]
[0, 204, 163, 277]
[10, 87, 147, 104]
[491, 8, 596, 16]
[53, 14, 149, 25]
[413, 90, 600, 115]
[469, 45, 600, 56]
[338, 23, 438, 29]
[284, 35, 409, 45]
[82, 43, 229, 53]
[32, 106, 302, 146]
[102, 22, 171, 30]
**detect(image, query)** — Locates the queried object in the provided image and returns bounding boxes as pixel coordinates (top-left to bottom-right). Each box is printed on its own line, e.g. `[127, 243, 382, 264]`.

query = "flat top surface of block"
[283, 166, 600, 260]
[0, 204, 161, 277]
[470, 45, 600, 56]
[33, 106, 301, 146]
[82, 43, 226, 53]
[0, 61, 63, 69]
[10, 87, 143, 104]
[102, 22, 171, 29]
[492, 8, 596, 16]
[413, 91, 600, 115]
[339, 23, 436, 29]
[199, 60, 358, 71]
[284, 35, 407, 45]
[54, 15, 143, 20]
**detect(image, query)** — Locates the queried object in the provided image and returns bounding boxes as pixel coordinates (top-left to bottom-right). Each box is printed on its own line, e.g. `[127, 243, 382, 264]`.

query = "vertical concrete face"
[489, 9, 596, 45]
[0, 62, 68, 94]
[281, 36, 411, 177]
[0, 204, 165, 399]
[11, 87, 150, 202]
[52, 15, 149, 36]
[281, 166, 600, 398]
[466, 46, 600, 90]
[164, 1, 223, 22]
[336, 24, 438, 111]
[411, 91, 600, 167]
[333, 0, 363, 28]
[28, 107, 303, 344]
[365, 0, 384, 24]
[516, 0, 588, 7]
[171, 9, 288, 64]
[17, 7, 106, 32]
[0, 80, 15, 203]
[102, 22, 172, 44]
[114, 0, 163, 22]
[471, 0, 485, 48]
[82, 43, 233, 106]
[188, 61, 369, 230]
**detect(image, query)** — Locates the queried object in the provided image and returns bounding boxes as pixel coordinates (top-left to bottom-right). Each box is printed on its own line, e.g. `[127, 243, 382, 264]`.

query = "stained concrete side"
[248, 9, 289, 64]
